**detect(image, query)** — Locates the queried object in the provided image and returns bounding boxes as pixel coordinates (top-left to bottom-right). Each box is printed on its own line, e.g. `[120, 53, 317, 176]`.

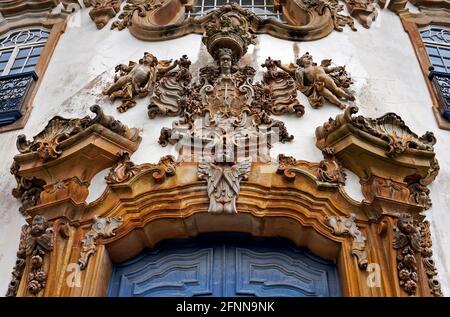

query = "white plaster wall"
[0, 7, 449, 296]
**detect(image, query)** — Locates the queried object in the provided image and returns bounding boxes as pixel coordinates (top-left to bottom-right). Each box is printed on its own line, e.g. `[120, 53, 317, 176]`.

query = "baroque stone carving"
[418, 220, 443, 297]
[16, 105, 140, 161]
[275, 52, 354, 109]
[276, 152, 345, 186]
[103, 52, 179, 113]
[11, 161, 46, 216]
[111, 0, 164, 31]
[148, 55, 192, 118]
[198, 157, 251, 214]
[84, 0, 121, 29]
[393, 213, 421, 296]
[343, 0, 378, 28]
[326, 213, 368, 269]
[318, 147, 346, 185]
[405, 158, 440, 210]
[78, 216, 123, 270]
[315, 106, 437, 157]
[351, 112, 436, 158]
[102, 1, 381, 42]
[6, 215, 54, 296]
[261, 57, 305, 117]
[105, 151, 176, 184]
[6, 225, 28, 297]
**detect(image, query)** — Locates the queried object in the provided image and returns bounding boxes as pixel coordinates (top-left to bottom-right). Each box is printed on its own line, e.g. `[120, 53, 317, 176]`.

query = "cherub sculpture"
[103, 52, 178, 112]
[275, 52, 354, 110]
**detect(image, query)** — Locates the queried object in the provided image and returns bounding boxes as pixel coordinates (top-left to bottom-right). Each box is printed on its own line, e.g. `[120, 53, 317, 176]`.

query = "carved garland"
[6, 215, 54, 297]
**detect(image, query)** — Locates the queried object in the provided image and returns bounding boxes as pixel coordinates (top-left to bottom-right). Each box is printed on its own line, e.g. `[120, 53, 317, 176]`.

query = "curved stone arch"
[73, 161, 375, 296]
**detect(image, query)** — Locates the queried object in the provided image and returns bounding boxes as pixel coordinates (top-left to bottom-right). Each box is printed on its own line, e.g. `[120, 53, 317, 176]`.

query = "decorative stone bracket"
[10, 105, 141, 220]
[315, 106, 439, 220]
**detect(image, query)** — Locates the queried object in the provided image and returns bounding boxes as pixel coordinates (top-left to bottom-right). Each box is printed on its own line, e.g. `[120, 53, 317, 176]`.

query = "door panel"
[108, 235, 341, 297]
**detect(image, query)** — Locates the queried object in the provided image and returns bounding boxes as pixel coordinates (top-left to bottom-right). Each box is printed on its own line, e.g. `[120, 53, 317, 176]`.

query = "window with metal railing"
[420, 26, 450, 122]
[186, 0, 282, 21]
[0, 28, 47, 126]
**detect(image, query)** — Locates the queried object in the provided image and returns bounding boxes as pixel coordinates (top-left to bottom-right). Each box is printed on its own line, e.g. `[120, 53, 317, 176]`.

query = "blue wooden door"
[107, 234, 341, 297]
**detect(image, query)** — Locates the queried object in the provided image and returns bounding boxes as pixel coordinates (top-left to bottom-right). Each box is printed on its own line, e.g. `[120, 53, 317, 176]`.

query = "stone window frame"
[0, 20, 67, 133]
[400, 11, 450, 130]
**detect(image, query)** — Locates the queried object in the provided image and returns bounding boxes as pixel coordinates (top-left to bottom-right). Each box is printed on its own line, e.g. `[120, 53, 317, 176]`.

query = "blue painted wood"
[108, 234, 341, 297]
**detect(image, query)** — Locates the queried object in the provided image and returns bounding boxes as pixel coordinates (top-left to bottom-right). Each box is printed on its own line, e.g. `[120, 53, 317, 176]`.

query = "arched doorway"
[107, 234, 341, 297]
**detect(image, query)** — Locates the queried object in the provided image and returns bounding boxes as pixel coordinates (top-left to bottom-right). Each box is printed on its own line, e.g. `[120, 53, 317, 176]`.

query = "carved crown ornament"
[73, 1, 384, 40]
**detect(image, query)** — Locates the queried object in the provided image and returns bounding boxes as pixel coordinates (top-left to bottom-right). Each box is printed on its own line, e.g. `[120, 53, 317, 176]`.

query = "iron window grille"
[420, 26, 450, 122]
[0, 28, 48, 126]
[186, 0, 283, 21]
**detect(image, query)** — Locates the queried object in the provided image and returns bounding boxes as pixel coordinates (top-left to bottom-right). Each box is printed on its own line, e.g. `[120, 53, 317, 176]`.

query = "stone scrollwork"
[84, 0, 122, 29]
[98, 1, 382, 41]
[198, 157, 251, 214]
[261, 57, 305, 117]
[351, 112, 436, 158]
[16, 105, 140, 162]
[105, 151, 177, 184]
[78, 216, 123, 270]
[315, 105, 437, 157]
[6, 215, 54, 297]
[393, 213, 422, 296]
[274, 52, 355, 110]
[103, 52, 179, 113]
[148, 55, 192, 118]
[418, 220, 443, 297]
[111, 0, 165, 31]
[10, 161, 46, 216]
[326, 214, 368, 269]
[318, 147, 346, 185]
[405, 158, 440, 210]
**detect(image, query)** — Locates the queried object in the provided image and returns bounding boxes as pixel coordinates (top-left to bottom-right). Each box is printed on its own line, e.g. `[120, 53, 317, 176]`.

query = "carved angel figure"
[103, 52, 178, 112]
[26, 215, 54, 256]
[393, 213, 421, 252]
[275, 52, 354, 109]
[198, 158, 251, 214]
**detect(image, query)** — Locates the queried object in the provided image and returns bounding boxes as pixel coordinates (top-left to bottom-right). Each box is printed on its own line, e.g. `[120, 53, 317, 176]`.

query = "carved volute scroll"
[78, 216, 123, 270]
[98, 1, 383, 41]
[6, 215, 54, 297]
[326, 214, 368, 269]
[105, 151, 177, 184]
[85, 0, 122, 29]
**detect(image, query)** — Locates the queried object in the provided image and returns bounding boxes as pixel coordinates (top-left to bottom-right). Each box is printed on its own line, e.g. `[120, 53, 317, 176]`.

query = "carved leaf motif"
[326, 214, 368, 269]
[5, 216, 54, 296]
[78, 216, 123, 270]
[392, 213, 424, 296]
